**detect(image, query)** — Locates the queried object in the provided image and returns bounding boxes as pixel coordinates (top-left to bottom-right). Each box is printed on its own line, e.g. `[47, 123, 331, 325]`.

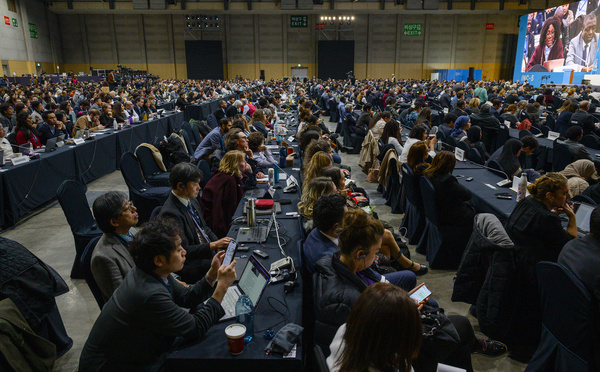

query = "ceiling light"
[351, 16, 355, 20]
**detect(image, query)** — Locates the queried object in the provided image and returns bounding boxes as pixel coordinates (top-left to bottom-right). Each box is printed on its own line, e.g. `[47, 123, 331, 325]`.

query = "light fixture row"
[320, 16, 355, 21]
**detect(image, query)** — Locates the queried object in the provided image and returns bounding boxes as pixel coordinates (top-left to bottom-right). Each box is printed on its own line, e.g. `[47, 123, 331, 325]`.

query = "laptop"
[543, 59, 564, 72]
[219, 255, 271, 321]
[45, 137, 58, 152]
[236, 213, 275, 243]
[574, 202, 594, 237]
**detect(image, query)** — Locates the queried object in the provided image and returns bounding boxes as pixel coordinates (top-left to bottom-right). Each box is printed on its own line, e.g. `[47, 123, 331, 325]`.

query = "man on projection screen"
[566, 13, 600, 72]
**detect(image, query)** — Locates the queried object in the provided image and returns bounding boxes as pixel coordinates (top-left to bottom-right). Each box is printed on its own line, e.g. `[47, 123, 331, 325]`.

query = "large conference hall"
[1, 0, 599, 370]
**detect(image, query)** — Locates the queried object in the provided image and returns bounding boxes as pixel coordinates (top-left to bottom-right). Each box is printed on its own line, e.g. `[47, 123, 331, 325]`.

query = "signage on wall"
[316, 22, 324, 30]
[29, 22, 37, 38]
[403, 23, 422, 36]
[4, 16, 9, 26]
[486, 23, 494, 30]
[291, 15, 308, 28]
[12, 18, 17, 27]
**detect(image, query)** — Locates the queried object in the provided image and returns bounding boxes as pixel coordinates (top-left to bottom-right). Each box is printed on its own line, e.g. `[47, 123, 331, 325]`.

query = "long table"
[184, 94, 237, 122]
[0, 112, 184, 228]
[166, 129, 303, 371]
[454, 161, 517, 223]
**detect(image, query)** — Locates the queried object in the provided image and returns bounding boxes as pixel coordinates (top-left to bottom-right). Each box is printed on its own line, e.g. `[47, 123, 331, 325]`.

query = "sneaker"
[475, 339, 508, 357]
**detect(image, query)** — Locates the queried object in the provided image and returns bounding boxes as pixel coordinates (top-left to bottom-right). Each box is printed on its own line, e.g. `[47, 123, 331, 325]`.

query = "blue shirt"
[194, 126, 224, 160]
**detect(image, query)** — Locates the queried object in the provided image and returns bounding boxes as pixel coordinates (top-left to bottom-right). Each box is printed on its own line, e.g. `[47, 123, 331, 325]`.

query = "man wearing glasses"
[224, 128, 265, 189]
[91, 192, 139, 302]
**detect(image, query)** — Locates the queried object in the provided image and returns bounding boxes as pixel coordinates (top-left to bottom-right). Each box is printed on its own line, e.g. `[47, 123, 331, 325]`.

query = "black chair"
[545, 113, 557, 131]
[382, 157, 403, 214]
[418, 177, 464, 269]
[191, 124, 202, 146]
[541, 125, 550, 137]
[437, 130, 447, 142]
[120, 152, 170, 224]
[377, 139, 385, 152]
[486, 159, 507, 178]
[552, 141, 575, 172]
[444, 135, 457, 148]
[580, 134, 600, 150]
[134, 145, 170, 187]
[180, 129, 195, 155]
[530, 126, 542, 136]
[207, 113, 218, 129]
[519, 129, 534, 139]
[56, 180, 102, 279]
[495, 124, 510, 151]
[467, 148, 484, 165]
[571, 194, 598, 206]
[149, 206, 162, 221]
[298, 240, 317, 366]
[525, 262, 596, 372]
[314, 345, 330, 372]
[80, 236, 105, 309]
[197, 159, 213, 189]
[457, 140, 470, 153]
[400, 164, 426, 248]
[181, 121, 197, 149]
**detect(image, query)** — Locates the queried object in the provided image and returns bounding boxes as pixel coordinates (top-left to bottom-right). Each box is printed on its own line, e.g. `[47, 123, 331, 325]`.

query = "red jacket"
[199, 171, 244, 238]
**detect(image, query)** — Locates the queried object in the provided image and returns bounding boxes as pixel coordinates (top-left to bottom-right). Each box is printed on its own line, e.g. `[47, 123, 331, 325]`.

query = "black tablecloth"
[183, 94, 239, 122]
[166, 145, 303, 371]
[453, 163, 516, 223]
[1, 146, 76, 226]
[0, 112, 184, 227]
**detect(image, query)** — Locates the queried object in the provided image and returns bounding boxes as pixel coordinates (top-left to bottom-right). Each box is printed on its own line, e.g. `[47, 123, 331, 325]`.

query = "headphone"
[178, 183, 185, 190]
[356, 252, 367, 260]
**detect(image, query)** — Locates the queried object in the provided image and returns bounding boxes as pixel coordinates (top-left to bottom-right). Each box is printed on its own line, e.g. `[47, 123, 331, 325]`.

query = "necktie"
[186, 204, 211, 243]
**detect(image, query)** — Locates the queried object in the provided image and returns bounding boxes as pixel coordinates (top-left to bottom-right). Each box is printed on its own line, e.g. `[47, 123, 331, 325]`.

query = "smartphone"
[222, 240, 238, 267]
[409, 285, 432, 303]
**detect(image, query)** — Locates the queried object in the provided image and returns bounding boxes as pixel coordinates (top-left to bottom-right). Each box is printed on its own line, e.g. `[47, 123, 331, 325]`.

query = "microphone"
[570, 52, 590, 67]
[273, 161, 299, 187]
[467, 160, 512, 186]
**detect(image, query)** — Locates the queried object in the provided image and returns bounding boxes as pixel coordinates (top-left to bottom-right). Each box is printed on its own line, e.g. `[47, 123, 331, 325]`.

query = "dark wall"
[318, 41, 354, 80]
[185, 40, 224, 80]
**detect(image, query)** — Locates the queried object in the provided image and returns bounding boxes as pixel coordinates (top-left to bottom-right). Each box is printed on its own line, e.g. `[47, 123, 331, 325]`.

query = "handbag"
[413, 305, 461, 372]
[366, 168, 380, 183]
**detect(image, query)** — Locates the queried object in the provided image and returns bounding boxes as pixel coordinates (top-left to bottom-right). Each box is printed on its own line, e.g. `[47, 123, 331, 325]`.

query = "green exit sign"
[290, 15, 308, 28]
[12, 18, 17, 27]
[403, 23, 422, 36]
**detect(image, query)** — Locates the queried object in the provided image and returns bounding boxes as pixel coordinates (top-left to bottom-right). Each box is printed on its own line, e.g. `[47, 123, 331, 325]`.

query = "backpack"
[154, 134, 191, 170]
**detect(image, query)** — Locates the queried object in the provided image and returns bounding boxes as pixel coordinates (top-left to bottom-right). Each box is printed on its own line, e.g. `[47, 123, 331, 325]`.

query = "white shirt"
[320, 230, 339, 247]
[399, 137, 436, 163]
[171, 191, 189, 207]
[0, 137, 13, 157]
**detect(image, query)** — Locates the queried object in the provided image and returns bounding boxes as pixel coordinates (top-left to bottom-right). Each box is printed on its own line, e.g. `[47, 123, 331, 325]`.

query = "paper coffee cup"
[225, 324, 246, 355]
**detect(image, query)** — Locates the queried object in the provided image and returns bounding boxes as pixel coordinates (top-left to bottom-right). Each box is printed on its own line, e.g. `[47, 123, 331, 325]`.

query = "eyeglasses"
[121, 201, 135, 213]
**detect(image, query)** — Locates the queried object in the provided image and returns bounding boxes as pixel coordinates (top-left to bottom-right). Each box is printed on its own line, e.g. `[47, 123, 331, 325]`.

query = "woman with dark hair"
[299, 130, 322, 152]
[489, 138, 523, 179]
[414, 107, 432, 129]
[527, 16, 564, 72]
[15, 111, 41, 150]
[399, 124, 436, 163]
[423, 151, 476, 267]
[406, 141, 430, 176]
[112, 102, 127, 124]
[463, 125, 488, 161]
[327, 283, 422, 372]
[380, 119, 404, 155]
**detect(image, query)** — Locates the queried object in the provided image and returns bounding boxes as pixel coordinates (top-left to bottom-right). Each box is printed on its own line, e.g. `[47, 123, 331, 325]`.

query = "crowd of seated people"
[6, 75, 600, 371]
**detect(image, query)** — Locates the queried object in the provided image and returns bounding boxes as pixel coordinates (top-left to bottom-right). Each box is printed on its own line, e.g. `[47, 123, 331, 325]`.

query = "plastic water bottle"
[273, 164, 279, 183]
[113, 118, 118, 130]
[235, 294, 254, 343]
[517, 173, 527, 202]
[279, 146, 287, 168]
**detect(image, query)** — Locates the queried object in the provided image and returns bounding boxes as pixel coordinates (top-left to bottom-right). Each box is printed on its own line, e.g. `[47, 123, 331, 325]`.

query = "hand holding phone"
[222, 240, 238, 267]
[409, 283, 431, 305]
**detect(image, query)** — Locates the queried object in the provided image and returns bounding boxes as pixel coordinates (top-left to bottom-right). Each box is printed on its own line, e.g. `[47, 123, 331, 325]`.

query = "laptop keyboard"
[221, 287, 241, 318]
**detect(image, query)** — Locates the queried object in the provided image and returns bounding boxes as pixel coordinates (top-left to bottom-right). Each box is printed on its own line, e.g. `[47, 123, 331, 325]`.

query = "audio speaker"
[260, 70, 265, 80]
[468, 67, 475, 82]
[406, 0, 421, 9]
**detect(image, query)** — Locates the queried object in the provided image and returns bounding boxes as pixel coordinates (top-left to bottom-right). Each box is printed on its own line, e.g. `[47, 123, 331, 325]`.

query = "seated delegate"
[78, 218, 237, 372]
[199, 150, 246, 238]
[15, 111, 41, 150]
[90, 192, 138, 302]
[160, 163, 232, 282]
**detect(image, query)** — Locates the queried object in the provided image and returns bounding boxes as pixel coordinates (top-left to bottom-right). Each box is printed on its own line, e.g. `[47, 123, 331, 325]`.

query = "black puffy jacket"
[312, 253, 379, 354]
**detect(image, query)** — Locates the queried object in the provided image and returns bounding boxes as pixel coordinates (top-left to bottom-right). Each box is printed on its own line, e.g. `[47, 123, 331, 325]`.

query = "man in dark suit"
[90, 192, 138, 303]
[78, 218, 236, 372]
[133, 96, 144, 119]
[564, 125, 594, 161]
[439, 88, 452, 109]
[355, 103, 373, 135]
[570, 100, 596, 129]
[213, 100, 227, 122]
[37, 110, 69, 145]
[303, 193, 348, 274]
[159, 163, 232, 282]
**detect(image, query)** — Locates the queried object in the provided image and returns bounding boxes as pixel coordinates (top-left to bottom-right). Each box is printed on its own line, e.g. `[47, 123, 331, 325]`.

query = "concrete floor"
[1, 130, 528, 371]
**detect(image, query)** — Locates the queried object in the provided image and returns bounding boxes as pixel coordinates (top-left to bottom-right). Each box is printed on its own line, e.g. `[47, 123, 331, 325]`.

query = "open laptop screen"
[238, 255, 269, 307]
[575, 203, 594, 233]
